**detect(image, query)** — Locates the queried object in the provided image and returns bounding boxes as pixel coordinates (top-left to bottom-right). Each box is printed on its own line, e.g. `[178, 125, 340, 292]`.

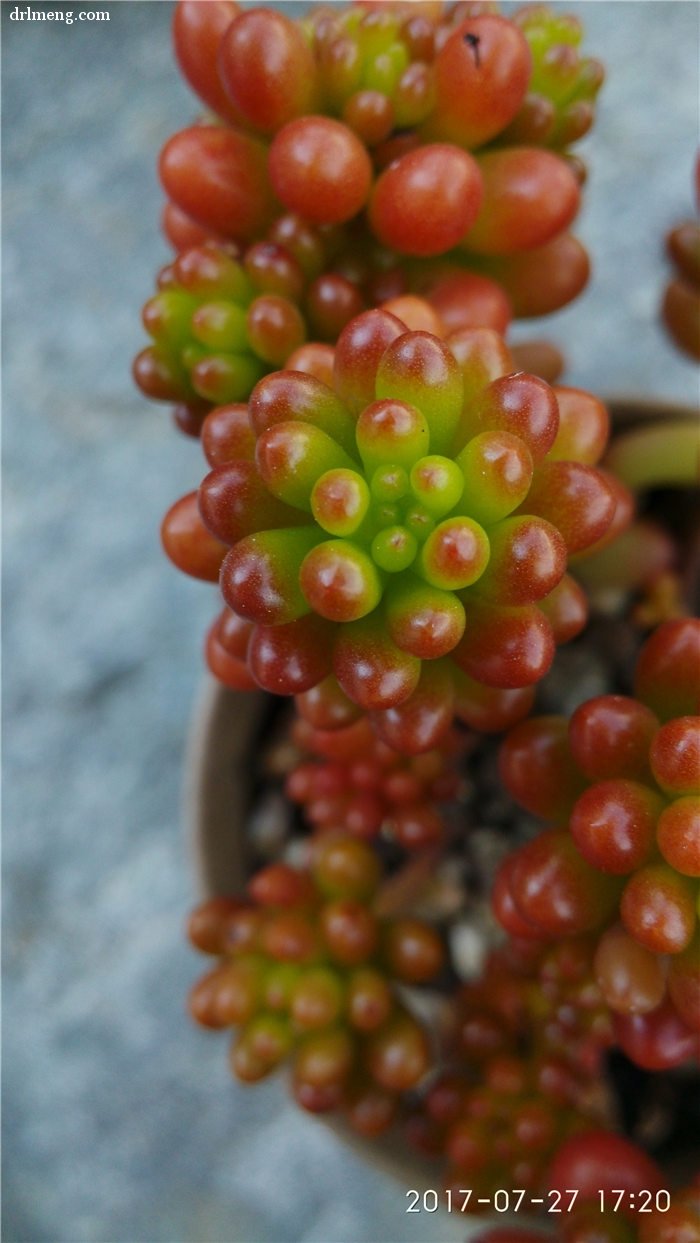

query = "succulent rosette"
[134, 242, 301, 412]
[187, 835, 443, 1125]
[495, 620, 700, 1064]
[133, 225, 369, 424]
[173, 311, 621, 750]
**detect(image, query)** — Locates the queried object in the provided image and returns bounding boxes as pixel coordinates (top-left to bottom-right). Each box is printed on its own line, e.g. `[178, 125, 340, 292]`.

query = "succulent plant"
[135, 0, 700, 1229]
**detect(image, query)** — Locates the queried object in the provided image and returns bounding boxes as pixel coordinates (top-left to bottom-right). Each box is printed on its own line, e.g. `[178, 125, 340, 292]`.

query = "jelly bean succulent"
[188, 836, 444, 1122]
[165, 0, 594, 250]
[135, 0, 700, 1231]
[285, 712, 467, 850]
[496, 621, 700, 1064]
[140, 0, 595, 427]
[134, 241, 306, 410]
[163, 313, 621, 748]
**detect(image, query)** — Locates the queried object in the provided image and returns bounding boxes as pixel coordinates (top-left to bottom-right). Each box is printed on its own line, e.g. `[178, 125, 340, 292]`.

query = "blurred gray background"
[3, 2, 698, 1241]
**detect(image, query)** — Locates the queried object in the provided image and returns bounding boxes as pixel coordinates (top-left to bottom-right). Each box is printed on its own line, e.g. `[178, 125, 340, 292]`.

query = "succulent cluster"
[162, 312, 623, 746]
[495, 621, 700, 1069]
[135, 241, 306, 410]
[137, 0, 599, 426]
[188, 836, 444, 1126]
[285, 712, 467, 849]
[303, 0, 602, 151]
[136, 0, 700, 1233]
[163, 0, 596, 259]
[407, 935, 614, 1200]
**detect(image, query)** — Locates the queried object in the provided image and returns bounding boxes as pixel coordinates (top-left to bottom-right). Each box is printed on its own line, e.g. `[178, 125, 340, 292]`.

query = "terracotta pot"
[185, 396, 698, 1208]
[185, 682, 270, 899]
